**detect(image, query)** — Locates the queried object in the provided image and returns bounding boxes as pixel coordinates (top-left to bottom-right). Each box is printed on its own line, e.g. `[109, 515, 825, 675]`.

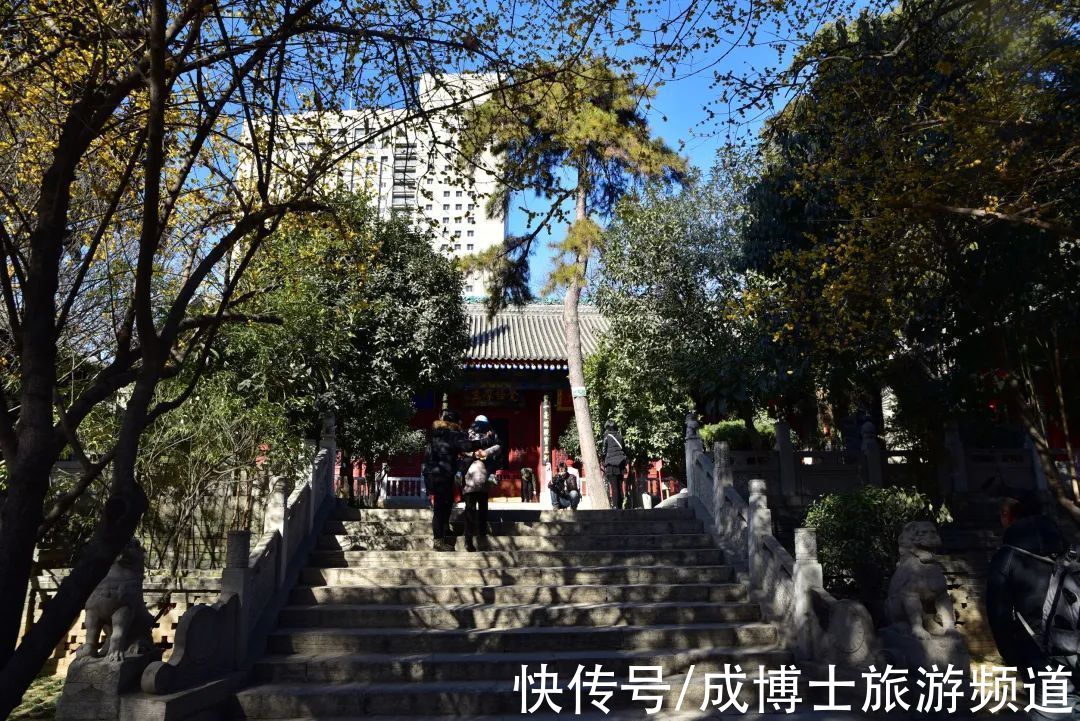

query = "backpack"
[1007, 544, 1080, 667]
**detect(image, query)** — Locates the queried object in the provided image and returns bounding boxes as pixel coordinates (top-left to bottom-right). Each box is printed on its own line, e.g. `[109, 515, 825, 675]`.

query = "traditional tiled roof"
[465, 302, 608, 369]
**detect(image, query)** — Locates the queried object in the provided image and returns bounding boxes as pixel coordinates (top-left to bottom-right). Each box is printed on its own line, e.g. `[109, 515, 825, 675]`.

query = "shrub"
[699, 419, 776, 450]
[803, 486, 950, 617]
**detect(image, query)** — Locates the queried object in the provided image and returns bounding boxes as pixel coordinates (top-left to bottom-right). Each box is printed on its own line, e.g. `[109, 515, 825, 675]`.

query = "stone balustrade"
[681, 419, 880, 670]
[97, 417, 339, 720]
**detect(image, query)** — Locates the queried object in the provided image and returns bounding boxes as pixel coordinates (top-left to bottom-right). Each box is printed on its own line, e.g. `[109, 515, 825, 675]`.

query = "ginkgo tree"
[458, 59, 686, 507]
[740, 0, 1079, 513]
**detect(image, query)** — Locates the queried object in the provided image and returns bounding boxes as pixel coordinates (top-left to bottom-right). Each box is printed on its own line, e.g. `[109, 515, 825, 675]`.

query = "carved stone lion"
[77, 539, 155, 661]
[884, 521, 957, 639]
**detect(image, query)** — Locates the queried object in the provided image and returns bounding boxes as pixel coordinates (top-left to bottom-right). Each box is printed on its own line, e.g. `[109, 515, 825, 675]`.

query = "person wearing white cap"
[462, 415, 499, 550]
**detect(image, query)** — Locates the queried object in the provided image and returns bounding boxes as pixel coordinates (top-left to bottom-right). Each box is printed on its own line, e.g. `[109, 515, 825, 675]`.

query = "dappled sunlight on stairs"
[230, 506, 788, 719]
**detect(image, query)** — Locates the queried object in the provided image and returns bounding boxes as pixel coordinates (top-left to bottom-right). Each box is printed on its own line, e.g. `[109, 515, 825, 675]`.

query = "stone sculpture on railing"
[62, 419, 339, 721]
[56, 540, 161, 721]
[792, 527, 880, 668]
[880, 521, 970, 670]
[79, 539, 156, 662]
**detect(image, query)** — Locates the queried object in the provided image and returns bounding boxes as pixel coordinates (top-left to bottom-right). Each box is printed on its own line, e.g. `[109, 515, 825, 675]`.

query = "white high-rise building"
[271, 74, 507, 296]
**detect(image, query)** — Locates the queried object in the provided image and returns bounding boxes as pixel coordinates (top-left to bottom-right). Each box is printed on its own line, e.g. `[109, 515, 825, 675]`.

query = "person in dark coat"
[601, 420, 627, 509]
[986, 491, 1077, 718]
[422, 409, 474, 550]
[462, 415, 500, 551]
[520, 467, 537, 503]
[549, 462, 580, 510]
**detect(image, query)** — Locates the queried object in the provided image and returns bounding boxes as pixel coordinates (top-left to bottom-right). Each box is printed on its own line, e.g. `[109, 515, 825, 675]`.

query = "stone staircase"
[938, 498, 1005, 661]
[230, 505, 789, 719]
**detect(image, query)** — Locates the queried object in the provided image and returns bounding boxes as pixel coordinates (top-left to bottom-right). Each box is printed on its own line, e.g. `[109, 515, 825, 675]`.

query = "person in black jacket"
[986, 491, 1077, 717]
[601, 420, 627, 509]
[423, 409, 474, 551]
[549, 462, 580, 510]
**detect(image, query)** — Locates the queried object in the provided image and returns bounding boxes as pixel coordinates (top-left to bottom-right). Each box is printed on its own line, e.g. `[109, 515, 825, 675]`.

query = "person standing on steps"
[422, 409, 474, 551]
[462, 415, 500, 551]
[549, 462, 581, 511]
[601, 420, 627, 510]
[520, 467, 537, 503]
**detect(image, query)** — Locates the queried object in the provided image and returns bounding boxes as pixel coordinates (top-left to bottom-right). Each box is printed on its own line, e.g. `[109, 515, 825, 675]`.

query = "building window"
[455, 203, 462, 210]
[455, 190, 462, 197]
[454, 217, 461, 223]
[468, 203, 475, 210]
[466, 243, 474, 251]
[426, 178, 433, 185]
[467, 230, 475, 237]
[454, 230, 462, 238]
[442, 217, 449, 224]
[443, 190, 450, 197]
[454, 243, 461, 250]
[443, 204, 450, 210]
[425, 204, 432, 210]
[465, 285, 474, 293]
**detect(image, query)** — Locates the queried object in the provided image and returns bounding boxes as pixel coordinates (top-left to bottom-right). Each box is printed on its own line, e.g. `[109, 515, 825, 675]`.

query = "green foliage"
[803, 487, 951, 609]
[558, 421, 581, 459]
[740, 0, 1079, 460]
[54, 195, 467, 569]
[699, 420, 776, 451]
[134, 373, 302, 571]
[589, 151, 809, 455]
[585, 339, 690, 466]
[10, 675, 62, 720]
[230, 194, 467, 465]
[458, 57, 686, 304]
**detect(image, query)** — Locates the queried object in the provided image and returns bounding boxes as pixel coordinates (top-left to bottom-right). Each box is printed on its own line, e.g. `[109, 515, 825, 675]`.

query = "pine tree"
[459, 60, 685, 507]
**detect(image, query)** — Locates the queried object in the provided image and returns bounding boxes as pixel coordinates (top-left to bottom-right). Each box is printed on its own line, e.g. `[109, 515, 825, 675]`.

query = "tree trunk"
[564, 178, 608, 509]
[0, 375, 154, 718]
[0, 447, 55, 670]
[1052, 327, 1079, 499]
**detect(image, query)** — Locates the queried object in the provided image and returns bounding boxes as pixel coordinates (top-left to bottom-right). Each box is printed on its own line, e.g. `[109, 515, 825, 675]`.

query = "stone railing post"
[319, 413, 337, 501]
[793, 527, 825, 658]
[685, 412, 703, 495]
[714, 441, 732, 516]
[861, 421, 884, 486]
[264, 475, 287, 537]
[263, 475, 287, 584]
[220, 530, 251, 666]
[714, 441, 732, 489]
[774, 421, 797, 497]
[748, 479, 771, 592]
[940, 420, 968, 495]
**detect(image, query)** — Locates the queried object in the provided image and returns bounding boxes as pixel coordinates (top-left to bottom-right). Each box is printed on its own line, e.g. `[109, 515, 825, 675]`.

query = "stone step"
[323, 519, 706, 537]
[301, 564, 735, 588]
[253, 646, 789, 684]
[289, 582, 749, 607]
[268, 622, 777, 655]
[234, 669, 780, 717]
[320, 532, 715, 552]
[939, 528, 1001, 549]
[307, 548, 725, 569]
[277, 600, 762, 630]
[333, 507, 694, 523]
